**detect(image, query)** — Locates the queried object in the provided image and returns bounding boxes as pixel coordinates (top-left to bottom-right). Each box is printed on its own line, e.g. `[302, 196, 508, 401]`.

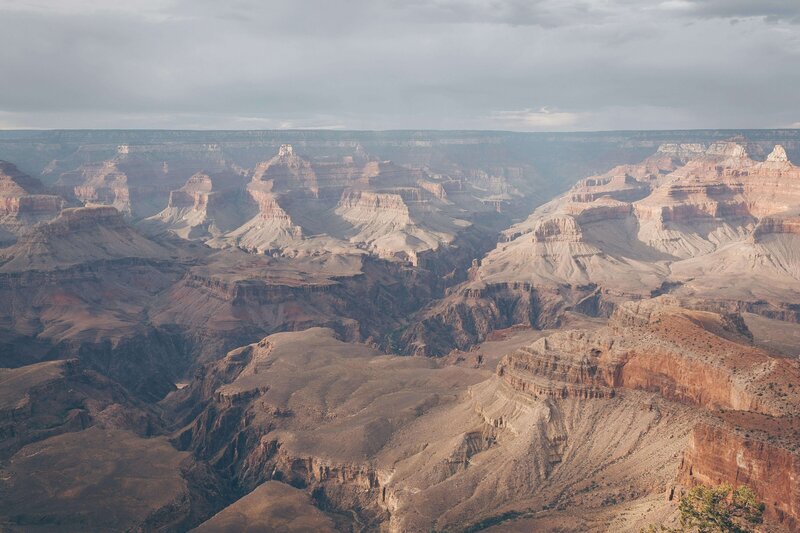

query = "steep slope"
[142, 172, 253, 240]
[404, 143, 800, 354]
[497, 297, 800, 416]
[58, 160, 135, 216]
[167, 327, 486, 530]
[220, 179, 312, 253]
[334, 188, 470, 264]
[149, 250, 440, 365]
[490, 142, 800, 292]
[0, 206, 173, 272]
[184, 145, 486, 265]
[0, 427, 224, 533]
[167, 297, 799, 532]
[189, 482, 337, 533]
[55, 143, 233, 219]
[0, 131, 798, 532]
[492, 298, 800, 530]
[0, 359, 158, 460]
[0, 206, 200, 399]
[250, 143, 319, 194]
[0, 161, 64, 240]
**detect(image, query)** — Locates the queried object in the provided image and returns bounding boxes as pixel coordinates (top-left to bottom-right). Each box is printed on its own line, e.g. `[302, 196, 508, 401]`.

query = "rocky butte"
[0, 130, 798, 532]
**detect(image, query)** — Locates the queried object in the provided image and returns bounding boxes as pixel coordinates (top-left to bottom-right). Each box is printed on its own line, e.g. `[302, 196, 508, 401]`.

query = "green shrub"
[642, 483, 764, 533]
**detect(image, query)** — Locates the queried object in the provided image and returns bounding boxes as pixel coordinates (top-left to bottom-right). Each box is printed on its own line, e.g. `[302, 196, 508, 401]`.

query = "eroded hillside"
[0, 130, 798, 532]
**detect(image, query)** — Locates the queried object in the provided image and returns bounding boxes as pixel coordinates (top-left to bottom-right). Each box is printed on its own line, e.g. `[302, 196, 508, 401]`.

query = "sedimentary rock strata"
[0, 131, 797, 532]
[165, 326, 707, 531]
[0, 161, 64, 240]
[405, 142, 800, 355]
[0, 206, 175, 272]
[494, 298, 800, 528]
[143, 172, 252, 240]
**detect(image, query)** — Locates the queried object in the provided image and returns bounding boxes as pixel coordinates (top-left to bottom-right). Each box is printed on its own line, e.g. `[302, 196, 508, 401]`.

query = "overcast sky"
[0, 0, 799, 131]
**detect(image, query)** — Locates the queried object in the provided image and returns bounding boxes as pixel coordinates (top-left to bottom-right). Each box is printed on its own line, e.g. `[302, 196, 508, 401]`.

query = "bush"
[642, 483, 764, 533]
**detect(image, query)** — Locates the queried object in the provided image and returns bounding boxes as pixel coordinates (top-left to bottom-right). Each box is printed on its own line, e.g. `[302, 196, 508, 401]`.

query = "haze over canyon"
[0, 129, 797, 531]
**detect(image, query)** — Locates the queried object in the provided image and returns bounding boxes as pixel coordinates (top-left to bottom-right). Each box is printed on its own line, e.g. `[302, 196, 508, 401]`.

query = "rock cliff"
[0, 161, 64, 238]
[165, 326, 705, 532]
[404, 143, 800, 355]
[0, 131, 798, 532]
[494, 298, 800, 528]
[0, 206, 174, 272]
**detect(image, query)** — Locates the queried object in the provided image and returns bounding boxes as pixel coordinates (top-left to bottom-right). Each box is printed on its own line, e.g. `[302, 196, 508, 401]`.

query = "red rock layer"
[680, 419, 800, 528]
[0, 161, 63, 217]
[497, 299, 800, 416]
[496, 298, 800, 526]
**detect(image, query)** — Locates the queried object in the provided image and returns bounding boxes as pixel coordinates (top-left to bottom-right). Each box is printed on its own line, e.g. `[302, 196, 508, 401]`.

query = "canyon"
[0, 130, 798, 532]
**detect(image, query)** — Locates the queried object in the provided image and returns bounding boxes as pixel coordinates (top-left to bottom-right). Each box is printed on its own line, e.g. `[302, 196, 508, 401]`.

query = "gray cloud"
[0, 0, 798, 130]
[667, 0, 800, 24]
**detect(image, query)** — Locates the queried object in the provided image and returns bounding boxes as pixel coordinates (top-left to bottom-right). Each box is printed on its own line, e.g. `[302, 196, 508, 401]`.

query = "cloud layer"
[0, 0, 798, 130]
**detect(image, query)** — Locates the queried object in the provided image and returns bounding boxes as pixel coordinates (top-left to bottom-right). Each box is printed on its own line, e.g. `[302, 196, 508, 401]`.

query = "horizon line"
[2, 127, 800, 135]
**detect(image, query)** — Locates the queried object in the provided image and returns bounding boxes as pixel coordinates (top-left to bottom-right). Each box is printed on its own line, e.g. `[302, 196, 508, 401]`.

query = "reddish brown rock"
[405, 142, 800, 356]
[0, 161, 64, 232]
[680, 417, 800, 529]
[498, 298, 800, 415]
[494, 298, 800, 529]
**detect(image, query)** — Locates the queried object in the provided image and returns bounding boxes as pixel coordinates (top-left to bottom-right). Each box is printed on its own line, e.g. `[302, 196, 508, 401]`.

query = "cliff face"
[53, 145, 232, 219]
[497, 298, 800, 416]
[0, 206, 175, 272]
[679, 419, 800, 528]
[149, 251, 444, 364]
[252, 144, 319, 195]
[164, 326, 703, 532]
[401, 281, 585, 356]
[0, 161, 45, 196]
[503, 141, 799, 272]
[226, 183, 305, 252]
[168, 328, 444, 530]
[197, 145, 476, 263]
[0, 256, 193, 400]
[0, 359, 159, 460]
[404, 143, 800, 356]
[143, 171, 253, 240]
[60, 160, 134, 216]
[337, 190, 411, 219]
[1, 131, 799, 532]
[14, 139, 507, 299]
[0, 205, 206, 402]
[0, 161, 64, 236]
[492, 298, 800, 528]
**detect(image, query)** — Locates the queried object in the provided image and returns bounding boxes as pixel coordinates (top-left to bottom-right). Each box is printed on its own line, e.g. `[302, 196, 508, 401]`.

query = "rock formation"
[0, 161, 64, 240]
[405, 143, 800, 355]
[58, 160, 135, 216]
[0, 131, 797, 532]
[0, 206, 174, 272]
[490, 299, 800, 528]
[189, 482, 337, 532]
[143, 172, 253, 240]
[191, 144, 477, 264]
[170, 314, 790, 531]
[0, 359, 159, 459]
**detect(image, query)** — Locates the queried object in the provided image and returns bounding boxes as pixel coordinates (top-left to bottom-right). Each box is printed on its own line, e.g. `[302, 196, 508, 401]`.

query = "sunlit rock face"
[0, 131, 799, 532]
[0, 161, 64, 242]
[405, 142, 800, 356]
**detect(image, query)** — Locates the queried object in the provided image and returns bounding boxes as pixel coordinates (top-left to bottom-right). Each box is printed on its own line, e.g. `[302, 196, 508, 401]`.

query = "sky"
[0, 0, 799, 131]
